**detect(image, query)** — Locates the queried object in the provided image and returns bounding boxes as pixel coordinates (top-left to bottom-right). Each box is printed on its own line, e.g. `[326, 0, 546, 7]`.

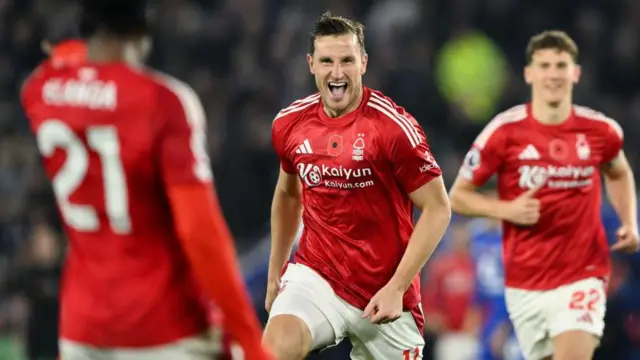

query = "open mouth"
[328, 81, 348, 99]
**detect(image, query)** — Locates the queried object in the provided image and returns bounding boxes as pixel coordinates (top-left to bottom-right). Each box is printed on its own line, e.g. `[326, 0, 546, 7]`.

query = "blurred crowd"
[1, 0, 640, 359]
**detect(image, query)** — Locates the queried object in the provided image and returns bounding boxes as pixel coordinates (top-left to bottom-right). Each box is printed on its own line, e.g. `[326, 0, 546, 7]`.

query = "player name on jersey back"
[42, 69, 117, 110]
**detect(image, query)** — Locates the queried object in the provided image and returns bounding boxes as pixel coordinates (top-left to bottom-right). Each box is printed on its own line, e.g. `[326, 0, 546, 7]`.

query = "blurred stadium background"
[1, 0, 640, 359]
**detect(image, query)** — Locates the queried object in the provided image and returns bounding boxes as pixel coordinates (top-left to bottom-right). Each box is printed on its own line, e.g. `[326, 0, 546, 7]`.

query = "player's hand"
[501, 184, 544, 226]
[362, 284, 404, 325]
[264, 279, 280, 313]
[611, 225, 640, 253]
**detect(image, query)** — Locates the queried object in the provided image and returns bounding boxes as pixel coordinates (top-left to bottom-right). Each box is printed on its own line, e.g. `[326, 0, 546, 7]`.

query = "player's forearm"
[268, 190, 302, 282]
[605, 171, 638, 228]
[183, 215, 262, 339]
[388, 205, 451, 292]
[168, 185, 264, 347]
[449, 185, 506, 220]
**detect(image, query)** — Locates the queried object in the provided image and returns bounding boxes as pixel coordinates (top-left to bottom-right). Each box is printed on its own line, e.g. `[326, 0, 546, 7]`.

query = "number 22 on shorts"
[403, 347, 420, 360]
[569, 288, 601, 311]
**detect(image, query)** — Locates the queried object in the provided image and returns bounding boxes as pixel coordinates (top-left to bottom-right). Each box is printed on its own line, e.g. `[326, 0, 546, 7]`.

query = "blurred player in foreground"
[449, 30, 639, 360]
[21, 0, 271, 359]
[263, 12, 451, 360]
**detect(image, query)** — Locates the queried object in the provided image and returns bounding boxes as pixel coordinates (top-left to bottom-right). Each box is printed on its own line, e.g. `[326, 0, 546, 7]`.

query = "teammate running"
[449, 30, 638, 360]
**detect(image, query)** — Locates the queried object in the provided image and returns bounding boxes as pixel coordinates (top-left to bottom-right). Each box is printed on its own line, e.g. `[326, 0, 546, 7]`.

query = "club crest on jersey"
[352, 133, 365, 161]
[327, 135, 343, 156]
[575, 134, 591, 160]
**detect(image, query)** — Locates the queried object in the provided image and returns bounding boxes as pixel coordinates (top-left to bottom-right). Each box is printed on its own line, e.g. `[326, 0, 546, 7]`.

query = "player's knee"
[263, 314, 312, 360]
[552, 330, 598, 360]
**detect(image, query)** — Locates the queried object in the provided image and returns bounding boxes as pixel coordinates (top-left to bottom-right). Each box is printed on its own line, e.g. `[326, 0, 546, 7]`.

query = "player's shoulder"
[573, 104, 623, 139]
[21, 61, 55, 103]
[363, 88, 424, 147]
[364, 88, 412, 120]
[474, 104, 528, 148]
[141, 69, 198, 102]
[272, 92, 321, 130]
[140, 69, 206, 124]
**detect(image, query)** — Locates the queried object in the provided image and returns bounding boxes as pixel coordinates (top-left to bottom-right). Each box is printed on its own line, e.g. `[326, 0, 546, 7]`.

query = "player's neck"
[86, 37, 137, 64]
[323, 85, 363, 118]
[531, 98, 572, 125]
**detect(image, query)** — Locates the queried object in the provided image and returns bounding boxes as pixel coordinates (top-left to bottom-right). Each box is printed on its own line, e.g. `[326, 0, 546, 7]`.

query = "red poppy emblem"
[549, 139, 568, 160]
[327, 135, 343, 156]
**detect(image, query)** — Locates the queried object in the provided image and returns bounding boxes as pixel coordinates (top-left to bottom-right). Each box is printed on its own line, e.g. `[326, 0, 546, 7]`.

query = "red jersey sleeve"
[156, 79, 213, 185]
[271, 115, 296, 174]
[459, 119, 508, 186]
[601, 118, 624, 165]
[154, 77, 270, 359]
[385, 111, 442, 193]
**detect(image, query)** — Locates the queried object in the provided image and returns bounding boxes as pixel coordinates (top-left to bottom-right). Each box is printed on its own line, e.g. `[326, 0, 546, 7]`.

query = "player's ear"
[572, 64, 581, 84]
[360, 52, 368, 75]
[307, 53, 315, 75]
[523, 65, 533, 85]
[41, 40, 52, 55]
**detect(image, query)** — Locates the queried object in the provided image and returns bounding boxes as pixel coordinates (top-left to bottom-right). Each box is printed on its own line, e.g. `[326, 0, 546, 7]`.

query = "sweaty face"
[308, 34, 367, 116]
[525, 49, 580, 105]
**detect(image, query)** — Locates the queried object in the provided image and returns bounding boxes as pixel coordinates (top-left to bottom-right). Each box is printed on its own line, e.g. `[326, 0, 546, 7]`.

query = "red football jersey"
[272, 87, 442, 332]
[22, 63, 214, 347]
[460, 104, 624, 290]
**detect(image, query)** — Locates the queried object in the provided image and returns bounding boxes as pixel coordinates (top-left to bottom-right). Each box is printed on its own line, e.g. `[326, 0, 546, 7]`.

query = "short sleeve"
[156, 79, 213, 185]
[459, 122, 507, 186]
[601, 120, 624, 165]
[387, 113, 442, 193]
[271, 119, 296, 174]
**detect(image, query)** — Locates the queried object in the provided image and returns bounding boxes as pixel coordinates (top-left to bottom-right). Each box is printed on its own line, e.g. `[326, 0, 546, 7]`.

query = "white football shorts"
[59, 332, 220, 360]
[505, 277, 606, 360]
[268, 262, 425, 360]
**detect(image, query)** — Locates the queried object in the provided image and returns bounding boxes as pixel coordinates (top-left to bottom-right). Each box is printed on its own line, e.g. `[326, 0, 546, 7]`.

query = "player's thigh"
[266, 263, 348, 352]
[59, 339, 110, 360]
[349, 310, 425, 360]
[551, 330, 598, 360]
[505, 288, 552, 360]
[112, 334, 216, 360]
[546, 277, 606, 358]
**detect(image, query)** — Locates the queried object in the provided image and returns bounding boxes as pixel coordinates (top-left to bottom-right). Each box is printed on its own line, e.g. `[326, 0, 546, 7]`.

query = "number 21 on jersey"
[37, 119, 131, 234]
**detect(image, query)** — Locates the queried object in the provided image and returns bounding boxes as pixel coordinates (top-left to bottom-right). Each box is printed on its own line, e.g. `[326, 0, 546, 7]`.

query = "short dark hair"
[526, 30, 579, 64]
[309, 12, 365, 55]
[80, 0, 148, 38]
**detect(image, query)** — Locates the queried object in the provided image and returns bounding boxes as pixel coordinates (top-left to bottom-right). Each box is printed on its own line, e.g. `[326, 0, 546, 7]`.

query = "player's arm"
[602, 151, 637, 228]
[267, 168, 303, 286]
[157, 84, 268, 357]
[600, 121, 638, 253]
[388, 177, 451, 292]
[449, 177, 505, 219]
[265, 120, 303, 310]
[380, 115, 451, 293]
[449, 123, 542, 225]
[449, 125, 506, 219]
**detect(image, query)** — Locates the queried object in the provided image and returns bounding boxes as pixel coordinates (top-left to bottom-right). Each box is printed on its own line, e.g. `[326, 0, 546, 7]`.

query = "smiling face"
[525, 48, 581, 106]
[307, 33, 368, 117]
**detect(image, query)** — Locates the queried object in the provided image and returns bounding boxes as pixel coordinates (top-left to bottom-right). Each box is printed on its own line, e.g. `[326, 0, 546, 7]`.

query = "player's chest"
[504, 130, 603, 190]
[286, 122, 382, 188]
